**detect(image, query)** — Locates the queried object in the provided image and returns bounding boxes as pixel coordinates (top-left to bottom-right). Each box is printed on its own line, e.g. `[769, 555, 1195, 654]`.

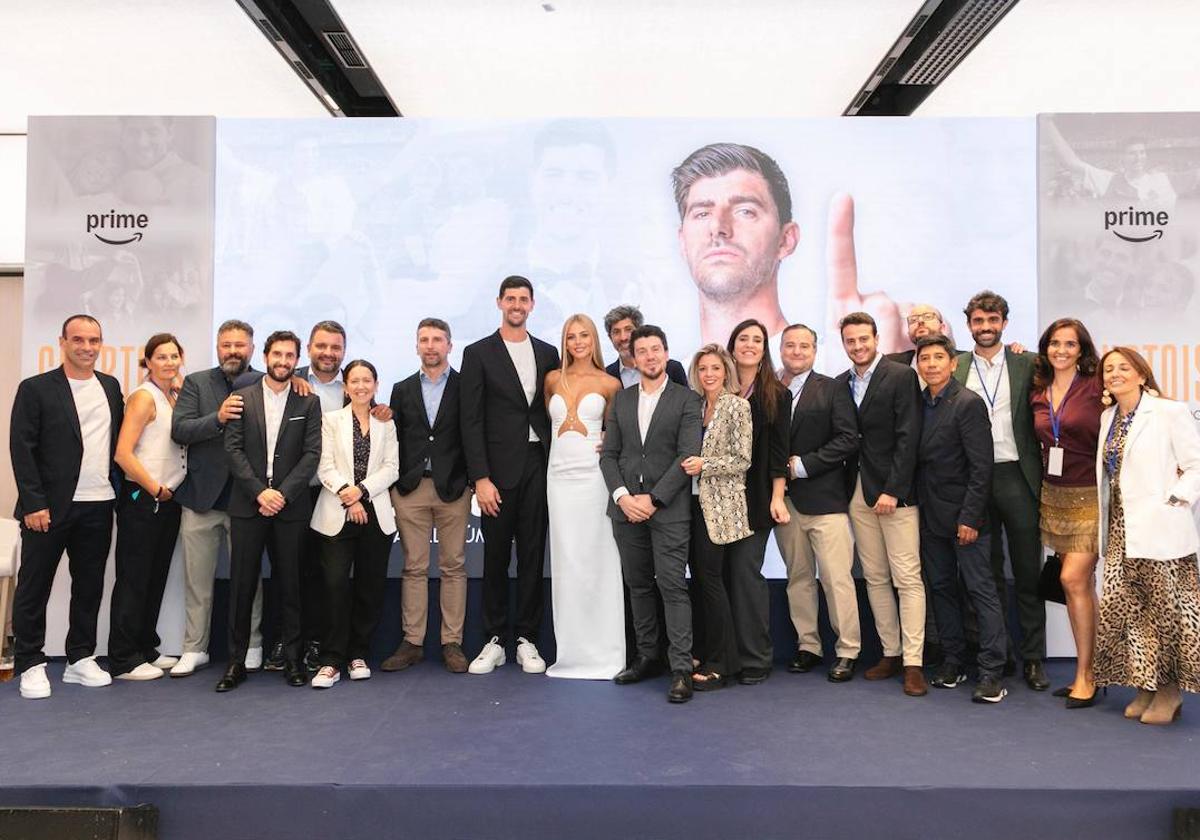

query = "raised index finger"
[826, 193, 860, 301]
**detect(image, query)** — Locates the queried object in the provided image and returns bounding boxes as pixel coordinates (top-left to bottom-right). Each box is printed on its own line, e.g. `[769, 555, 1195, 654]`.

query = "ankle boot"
[1141, 684, 1183, 725]
[1124, 689, 1156, 719]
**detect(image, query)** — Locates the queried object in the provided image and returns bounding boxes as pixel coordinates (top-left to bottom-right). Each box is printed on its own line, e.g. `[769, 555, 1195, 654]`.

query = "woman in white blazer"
[1093, 347, 1200, 725]
[309, 360, 399, 689]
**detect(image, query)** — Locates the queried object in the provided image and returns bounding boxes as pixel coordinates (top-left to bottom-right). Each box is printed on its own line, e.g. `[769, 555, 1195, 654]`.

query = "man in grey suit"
[599, 325, 702, 703]
[169, 319, 266, 677]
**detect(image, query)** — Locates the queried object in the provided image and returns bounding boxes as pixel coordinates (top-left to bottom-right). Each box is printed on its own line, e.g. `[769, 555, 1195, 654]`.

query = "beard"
[220, 354, 249, 378]
[692, 254, 777, 304]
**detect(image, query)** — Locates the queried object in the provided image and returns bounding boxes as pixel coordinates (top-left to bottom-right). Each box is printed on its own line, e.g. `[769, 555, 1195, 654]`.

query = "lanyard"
[972, 354, 1005, 414]
[1104, 398, 1140, 476]
[1047, 373, 1076, 445]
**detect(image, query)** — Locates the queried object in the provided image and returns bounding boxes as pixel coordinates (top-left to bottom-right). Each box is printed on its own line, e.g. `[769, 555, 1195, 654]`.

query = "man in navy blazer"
[914, 335, 1007, 703]
[11, 315, 124, 698]
[603, 304, 688, 388]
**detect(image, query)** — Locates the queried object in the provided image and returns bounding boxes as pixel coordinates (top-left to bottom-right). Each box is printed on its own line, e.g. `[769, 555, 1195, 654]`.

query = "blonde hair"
[688, 344, 740, 396]
[560, 313, 606, 370]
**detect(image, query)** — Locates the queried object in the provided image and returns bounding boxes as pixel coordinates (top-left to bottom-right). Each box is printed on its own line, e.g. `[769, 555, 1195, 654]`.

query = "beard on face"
[221, 354, 249, 377]
[972, 329, 1002, 348]
[267, 362, 295, 383]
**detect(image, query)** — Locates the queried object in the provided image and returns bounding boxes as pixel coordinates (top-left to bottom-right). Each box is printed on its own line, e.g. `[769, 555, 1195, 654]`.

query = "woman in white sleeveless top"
[110, 333, 188, 680]
[544, 314, 625, 679]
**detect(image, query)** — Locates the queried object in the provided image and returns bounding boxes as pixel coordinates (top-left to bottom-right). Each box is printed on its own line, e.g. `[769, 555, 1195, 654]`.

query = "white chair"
[0, 518, 19, 666]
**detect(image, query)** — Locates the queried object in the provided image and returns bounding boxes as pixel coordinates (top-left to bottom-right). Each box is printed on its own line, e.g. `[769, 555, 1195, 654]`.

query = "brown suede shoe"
[442, 643, 468, 674]
[903, 666, 928, 697]
[863, 656, 902, 680]
[380, 640, 424, 672]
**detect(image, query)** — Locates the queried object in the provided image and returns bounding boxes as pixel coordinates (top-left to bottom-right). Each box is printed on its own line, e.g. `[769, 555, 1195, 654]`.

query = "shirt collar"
[853, 353, 883, 383]
[789, 369, 812, 397]
[639, 377, 668, 397]
[419, 367, 450, 385]
[972, 348, 1005, 368]
[262, 376, 289, 400]
[307, 369, 342, 387]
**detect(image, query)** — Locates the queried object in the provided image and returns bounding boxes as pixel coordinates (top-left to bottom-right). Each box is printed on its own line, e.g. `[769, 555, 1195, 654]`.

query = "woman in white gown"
[544, 313, 626, 679]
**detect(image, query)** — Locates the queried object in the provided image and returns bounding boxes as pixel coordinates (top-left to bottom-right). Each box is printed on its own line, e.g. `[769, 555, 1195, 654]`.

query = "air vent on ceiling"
[899, 0, 1018, 85]
[874, 56, 897, 80]
[292, 60, 314, 80]
[257, 17, 283, 42]
[852, 90, 872, 111]
[904, 13, 930, 39]
[323, 31, 367, 69]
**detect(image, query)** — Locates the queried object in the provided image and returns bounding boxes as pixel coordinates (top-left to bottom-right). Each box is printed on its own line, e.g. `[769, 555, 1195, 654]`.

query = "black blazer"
[223, 382, 322, 521]
[605, 358, 688, 388]
[836, 356, 923, 507]
[744, 388, 791, 531]
[599, 380, 702, 525]
[786, 372, 859, 516]
[916, 378, 994, 538]
[10, 366, 124, 521]
[390, 369, 468, 502]
[460, 330, 560, 489]
[171, 366, 259, 513]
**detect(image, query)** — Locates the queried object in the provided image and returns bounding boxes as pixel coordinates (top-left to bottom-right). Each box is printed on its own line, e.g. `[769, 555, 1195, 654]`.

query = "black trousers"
[989, 462, 1046, 660]
[689, 497, 739, 676]
[319, 508, 392, 668]
[614, 515, 693, 674]
[480, 444, 548, 644]
[13, 500, 114, 673]
[108, 483, 181, 675]
[922, 528, 1006, 679]
[228, 514, 305, 665]
[727, 528, 773, 672]
[299, 485, 326, 647]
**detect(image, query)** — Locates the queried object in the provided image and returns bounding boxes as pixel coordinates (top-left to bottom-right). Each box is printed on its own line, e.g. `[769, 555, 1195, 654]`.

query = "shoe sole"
[20, 686, 51, 699]
[62, 674, 111, 687]
[311, 678, 341, 689]
[667, 694, 692, 704]
[468, 655, 506, 674]
[518, 661, 546, 674]
[931, 677, 966, 689]
[349, 672, 371, 681]
[116, 672, 164, 681]
[380, 659, 421, 672]
[827, 673, 854, 682]
[973, 688, 1008, 704]
[170, 663, 209, 678]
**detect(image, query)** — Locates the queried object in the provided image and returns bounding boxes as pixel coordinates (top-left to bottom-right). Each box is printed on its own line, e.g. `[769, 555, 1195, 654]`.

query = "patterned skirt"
[1094, 485, 1200, 693]
[1039, 482, 1100, 554]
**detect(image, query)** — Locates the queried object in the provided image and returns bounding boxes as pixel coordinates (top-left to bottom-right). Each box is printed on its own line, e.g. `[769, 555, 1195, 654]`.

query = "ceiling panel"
[334, 0, 923, 118]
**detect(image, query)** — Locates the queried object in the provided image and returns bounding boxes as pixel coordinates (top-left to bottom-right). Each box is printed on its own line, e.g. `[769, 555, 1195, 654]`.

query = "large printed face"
[678, 168, 796, 303]
[530, 143, 609, 241]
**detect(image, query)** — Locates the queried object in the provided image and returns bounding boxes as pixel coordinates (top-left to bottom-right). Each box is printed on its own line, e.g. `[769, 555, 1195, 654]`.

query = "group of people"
[10, 277, 1200, 723]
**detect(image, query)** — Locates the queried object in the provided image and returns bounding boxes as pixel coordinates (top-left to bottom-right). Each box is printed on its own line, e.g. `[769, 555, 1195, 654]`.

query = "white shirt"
[850, 354, 882, 408]
[262, 377, 290, 482]
[612, 377, 668, 503]
[70, 375, 115, 502]
[965, 350, 1018, 463]
[504, 337, 539, 443]
[787, 369, 812, 479]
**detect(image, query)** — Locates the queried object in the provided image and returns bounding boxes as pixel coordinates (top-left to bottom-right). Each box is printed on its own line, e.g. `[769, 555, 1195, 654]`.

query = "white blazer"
[310, 406, 400, 537]
[1096, 393, 1200, 560]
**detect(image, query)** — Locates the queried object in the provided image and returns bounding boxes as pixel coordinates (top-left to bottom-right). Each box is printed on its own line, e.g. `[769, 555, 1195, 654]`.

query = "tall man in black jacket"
[774, 324, 861, 682]
[460, 276, 560, 675]
[383, 317, 472, 674]
[914, 335, 1007, 703]
[217, 330, 322, 692]
[836, 312, 927, 697]
[11, 315, 124, 699]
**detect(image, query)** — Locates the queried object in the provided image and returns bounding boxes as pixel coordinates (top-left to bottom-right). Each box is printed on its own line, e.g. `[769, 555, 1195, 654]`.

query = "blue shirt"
[850, 354, 883, 408]
[420, 367, 451, 426]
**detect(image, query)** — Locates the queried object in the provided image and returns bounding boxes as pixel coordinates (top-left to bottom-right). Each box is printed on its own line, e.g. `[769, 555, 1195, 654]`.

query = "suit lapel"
[491, 331, 527, 403]
[642, 382, 674, 449]
[858, 360, 886, 416]
[431, 372, 455, 431]
[410, 376, 432, 433]
[340, 409, 356, 474]
[953, 353, 971, 386]
[789, 375, 817, 434]
[1006, 349, 1028, 414]
[51, 367, 83, 442]
[1124, 394, 1155, 452]
[245, 383, 268, 455]
[624, 386, 644, 455]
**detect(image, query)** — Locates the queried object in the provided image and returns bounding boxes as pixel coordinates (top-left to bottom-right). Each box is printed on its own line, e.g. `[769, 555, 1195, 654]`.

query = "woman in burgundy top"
[1030, 317, 1104, 707]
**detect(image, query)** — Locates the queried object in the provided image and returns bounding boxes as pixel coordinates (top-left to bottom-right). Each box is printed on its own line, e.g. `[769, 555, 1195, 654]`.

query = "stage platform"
[2, 659, 1198, 840]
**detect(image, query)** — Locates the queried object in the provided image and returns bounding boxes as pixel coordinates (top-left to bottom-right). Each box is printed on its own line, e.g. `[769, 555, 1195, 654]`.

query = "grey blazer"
[599, 380, 702, 525]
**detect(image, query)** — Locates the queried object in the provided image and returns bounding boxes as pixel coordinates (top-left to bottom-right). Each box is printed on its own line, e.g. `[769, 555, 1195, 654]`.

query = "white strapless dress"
[546, 392, 626, 679]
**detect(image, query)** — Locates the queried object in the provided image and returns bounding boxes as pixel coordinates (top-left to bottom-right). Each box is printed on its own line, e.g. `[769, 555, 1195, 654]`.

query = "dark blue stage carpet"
[2, 659, 1198, 840]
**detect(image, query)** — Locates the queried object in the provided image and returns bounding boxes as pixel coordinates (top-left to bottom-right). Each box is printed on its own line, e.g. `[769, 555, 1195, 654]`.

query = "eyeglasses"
[906, 313, 941, 325]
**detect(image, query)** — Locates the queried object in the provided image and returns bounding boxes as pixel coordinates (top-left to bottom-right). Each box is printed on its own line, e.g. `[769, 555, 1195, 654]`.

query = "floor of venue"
[2, 658, 1198, 840]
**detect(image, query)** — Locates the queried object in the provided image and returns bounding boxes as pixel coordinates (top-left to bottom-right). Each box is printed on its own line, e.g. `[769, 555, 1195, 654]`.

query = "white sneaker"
[169, 651, 209, 678]
[151, 655, 179, 669]
[348, 659, 371, 680]
[516, 637, 547, 674]
[468, 636, 507, 674]
[62, 655, 112, 687]
[245, 646, 263, 671]
[20, 663, 51, 699]
[116, 662, 164, 681]
[311, 666, 340, 689]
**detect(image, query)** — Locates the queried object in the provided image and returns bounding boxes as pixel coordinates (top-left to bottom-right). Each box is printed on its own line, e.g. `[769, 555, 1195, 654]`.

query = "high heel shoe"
[1065, 686, 1105, 709]
[1051, 685, 1073, 698]
[1124, 690, 1156, 720]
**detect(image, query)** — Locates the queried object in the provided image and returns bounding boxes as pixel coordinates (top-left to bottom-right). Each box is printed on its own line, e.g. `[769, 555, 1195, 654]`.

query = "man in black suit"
[600, 325, 702, 703]
[216, 330, 322, 691]
[914, 335, 1007, 703]
[383, 317, 472, 675]
[170, 319, 267, 677]
[10, 315, 124, 699]
[602, 304, 688, 388]
[773, 324, 861, 682]
[836, 312, 927, 697]
[460, 276, 560, 675]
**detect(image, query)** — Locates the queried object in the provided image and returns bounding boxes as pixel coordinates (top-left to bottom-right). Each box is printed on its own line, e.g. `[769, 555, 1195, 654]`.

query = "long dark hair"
[727, 318, 786, 423]
[1032, 317, 1099, 390]
[1099, 346, 1163, 398]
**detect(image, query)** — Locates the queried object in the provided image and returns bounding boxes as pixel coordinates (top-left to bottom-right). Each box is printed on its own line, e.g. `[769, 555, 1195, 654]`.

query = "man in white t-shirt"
[10, 314, 125, 699]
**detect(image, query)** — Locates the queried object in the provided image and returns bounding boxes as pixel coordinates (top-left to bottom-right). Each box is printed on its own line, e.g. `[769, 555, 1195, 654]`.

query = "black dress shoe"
[827, 657, 857, 682]
[303, 641, 321, 674]
[215, 663, 246, 693]
[614, 655, 665, 685]
[738, 667, 771, 686]
[787, 650, 823, 673]
[264, 642, 285, 672]
[1051, 685, 1072, 698]
[284, 660, 307, 687]
[1023, 659, 1050, 692]
[668, 671, 693, 703]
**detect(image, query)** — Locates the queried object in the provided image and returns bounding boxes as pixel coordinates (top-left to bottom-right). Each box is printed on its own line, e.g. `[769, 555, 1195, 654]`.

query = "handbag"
[1038, 554, 1066, 604]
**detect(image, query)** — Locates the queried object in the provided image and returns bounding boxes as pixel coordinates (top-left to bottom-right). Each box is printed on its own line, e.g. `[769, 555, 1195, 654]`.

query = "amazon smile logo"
[1104, 206, 1168, 243]
[86, 209, 148, 245]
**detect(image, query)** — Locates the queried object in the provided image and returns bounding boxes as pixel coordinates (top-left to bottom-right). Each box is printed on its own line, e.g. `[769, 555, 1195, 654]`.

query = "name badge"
[692, 475, 700, 496]
[1047, 446, 1065, 477]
